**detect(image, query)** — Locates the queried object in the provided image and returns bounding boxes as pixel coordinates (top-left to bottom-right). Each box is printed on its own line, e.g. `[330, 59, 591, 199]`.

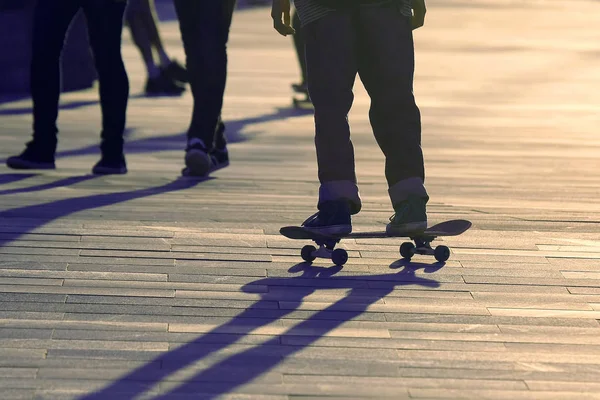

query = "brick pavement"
[0, 1, 600, 399]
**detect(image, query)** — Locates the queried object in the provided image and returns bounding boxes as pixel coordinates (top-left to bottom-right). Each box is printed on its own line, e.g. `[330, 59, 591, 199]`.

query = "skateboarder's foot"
[301, 200, 352, 236]
[7, 141, 56, 170]
[182, 139, 229, 177]
[386, 195, 428, 236]
[292, 82, 308, 94]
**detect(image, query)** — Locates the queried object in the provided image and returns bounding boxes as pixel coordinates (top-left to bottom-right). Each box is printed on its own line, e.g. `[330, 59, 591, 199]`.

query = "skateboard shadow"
[81, 262, 441, 399]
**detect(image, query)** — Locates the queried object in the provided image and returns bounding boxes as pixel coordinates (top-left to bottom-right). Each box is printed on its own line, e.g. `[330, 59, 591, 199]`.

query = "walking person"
[272, 0, 430, 235]
[7, 0, 130, 175]
[125, 0, 188, 96]
[173, 0, 237, 177]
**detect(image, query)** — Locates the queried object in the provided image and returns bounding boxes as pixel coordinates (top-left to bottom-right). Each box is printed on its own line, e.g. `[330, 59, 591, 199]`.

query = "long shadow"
[0, 176, 205, 249]
[0, 175, 97, 196]
[0, 99, 99, 116]
[0, 173, 37, 186]
[81, 261, 443, 399]
[0, 107, 310, 163]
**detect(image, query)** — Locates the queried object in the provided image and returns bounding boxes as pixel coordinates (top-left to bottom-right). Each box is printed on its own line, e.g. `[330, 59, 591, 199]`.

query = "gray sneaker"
[386, 195, 428, 236]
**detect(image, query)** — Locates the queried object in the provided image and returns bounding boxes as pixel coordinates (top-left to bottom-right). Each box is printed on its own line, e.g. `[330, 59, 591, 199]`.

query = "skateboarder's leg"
[300, 11, 360, 235]
[355, 2, 428, 233]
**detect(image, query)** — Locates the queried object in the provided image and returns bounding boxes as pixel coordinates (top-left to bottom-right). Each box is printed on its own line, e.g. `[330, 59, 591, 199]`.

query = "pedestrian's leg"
[125, 0, 160, 78]
[144, 0, 188, 82]
[125, 0, 184, 95]
[291, 10, 307, 90]
[304, 12, 361, 215]
[173, 0, 235, 176]
[356, 2, 428, 233]
[6, 0, 80, 170]
[83, 0, 129, 174]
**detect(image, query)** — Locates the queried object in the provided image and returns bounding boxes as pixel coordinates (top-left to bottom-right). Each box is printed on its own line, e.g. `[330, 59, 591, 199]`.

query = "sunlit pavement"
[0, 1, 600, 399]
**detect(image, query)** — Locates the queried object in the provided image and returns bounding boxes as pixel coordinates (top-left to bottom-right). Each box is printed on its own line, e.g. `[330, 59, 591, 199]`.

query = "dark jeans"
[173, 0, 236, 150]
[32, 0, 129, 155]
[304, 2, 427, 212]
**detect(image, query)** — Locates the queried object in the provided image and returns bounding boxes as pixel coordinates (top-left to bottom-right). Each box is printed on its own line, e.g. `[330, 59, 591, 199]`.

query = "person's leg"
[6, 0, 81, 170]
[82, 0, 130, 174]
[300, 11, 361, 234]
[173, 0, 236, 176]
[125, 0, 184, 95]
[291, 9, 308, 91]
[355, 2, 428, 233]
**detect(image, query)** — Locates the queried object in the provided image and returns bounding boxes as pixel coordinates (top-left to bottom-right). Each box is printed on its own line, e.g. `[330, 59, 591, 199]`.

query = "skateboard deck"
[280, 219, 471, 266]
[291, 83, 313, 109]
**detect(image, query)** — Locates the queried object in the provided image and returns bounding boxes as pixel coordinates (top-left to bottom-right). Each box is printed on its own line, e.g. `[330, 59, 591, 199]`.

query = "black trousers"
[173, 0, 236, 150]
[31, 0, 129, 155]
[304, 2, 427, 212]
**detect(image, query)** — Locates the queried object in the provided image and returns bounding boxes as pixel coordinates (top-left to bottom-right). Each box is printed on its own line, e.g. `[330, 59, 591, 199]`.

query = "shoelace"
[389, 204, 410, 222]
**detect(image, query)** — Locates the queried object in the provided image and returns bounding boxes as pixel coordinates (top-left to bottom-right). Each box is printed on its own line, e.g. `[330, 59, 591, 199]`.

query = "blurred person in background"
[125, 0, 189, 96]
[6, 0, 130, 175]
[173, 0, 236, 177]
[272, 0, 430, 236]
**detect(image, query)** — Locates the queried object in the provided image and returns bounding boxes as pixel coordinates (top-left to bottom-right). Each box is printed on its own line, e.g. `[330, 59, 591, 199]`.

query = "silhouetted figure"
[125, 0, 188, 96]
[291, 9, 308, 93]
[173, 0, 236, 177]
[6, 0, 129, 175]
[273, 0, 430, 236]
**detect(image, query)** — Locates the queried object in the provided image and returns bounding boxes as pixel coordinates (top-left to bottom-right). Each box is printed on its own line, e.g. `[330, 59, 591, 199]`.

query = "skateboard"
[280, 219, 472, 266]
[291, 83, 313, 109]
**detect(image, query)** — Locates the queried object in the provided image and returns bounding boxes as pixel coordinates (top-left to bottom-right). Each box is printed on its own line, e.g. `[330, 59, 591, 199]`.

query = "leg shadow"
[81, 262, 441, 399]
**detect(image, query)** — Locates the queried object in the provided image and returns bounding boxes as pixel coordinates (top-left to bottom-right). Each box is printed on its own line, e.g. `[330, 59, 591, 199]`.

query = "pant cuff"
[318, 180, 362, 214]
[388, 177, 428, 206]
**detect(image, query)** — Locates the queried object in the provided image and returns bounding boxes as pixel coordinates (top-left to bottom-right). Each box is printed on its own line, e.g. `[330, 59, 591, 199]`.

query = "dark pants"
[32, 0, 129, 155]
[173, 0, 236, 150]
[304, 2, 427, 213]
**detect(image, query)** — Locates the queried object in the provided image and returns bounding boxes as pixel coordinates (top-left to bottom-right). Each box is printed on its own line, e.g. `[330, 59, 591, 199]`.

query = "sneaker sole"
[92, 167, 128, 175]
[6, 159, 55, 170]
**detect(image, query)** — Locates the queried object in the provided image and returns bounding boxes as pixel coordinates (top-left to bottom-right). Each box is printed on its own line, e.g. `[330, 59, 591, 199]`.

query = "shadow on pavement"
[0, 176, 205, 249]
[80, 261, 442, 399]
[0, 99, 99, 116]
[0, 107, 310, 163]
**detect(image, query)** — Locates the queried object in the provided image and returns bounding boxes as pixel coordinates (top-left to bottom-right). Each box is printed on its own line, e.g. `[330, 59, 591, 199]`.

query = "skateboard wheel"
[331, 248, 348, 266]
[400, 242, 415, 259]
[301, 245, 317, 262]
[434, 245, 450, 262]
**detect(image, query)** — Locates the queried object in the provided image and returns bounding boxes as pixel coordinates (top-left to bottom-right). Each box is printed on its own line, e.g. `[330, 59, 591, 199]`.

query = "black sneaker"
[6, 141, 55, 170]
[301, 200, 352, 236]
[182, 139, 230, 177]
[92, 154, 127, 175]
[145, 71, 185, 96]
[386, 195, 428, 236]
[163, 60, 188, 83]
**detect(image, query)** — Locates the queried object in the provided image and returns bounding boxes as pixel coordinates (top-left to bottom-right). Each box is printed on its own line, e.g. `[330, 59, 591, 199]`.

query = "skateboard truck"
[401, 236, 450, 263]
[300, 238, 349, 267]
